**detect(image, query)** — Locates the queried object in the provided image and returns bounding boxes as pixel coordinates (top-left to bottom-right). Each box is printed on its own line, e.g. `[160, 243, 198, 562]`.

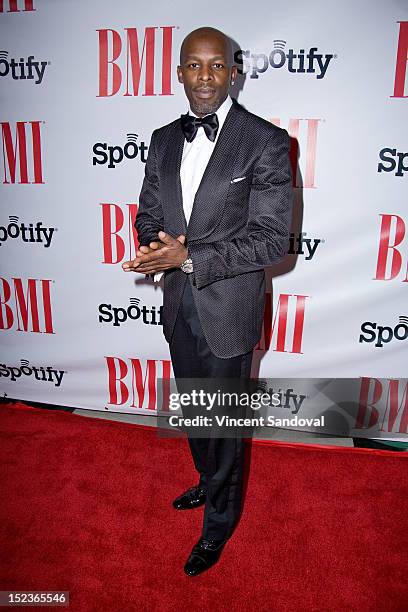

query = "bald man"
[123, 27, 293, 576]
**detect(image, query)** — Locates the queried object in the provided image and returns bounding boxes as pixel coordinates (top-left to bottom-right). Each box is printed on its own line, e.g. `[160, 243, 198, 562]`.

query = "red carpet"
[1, 402, 407, 611]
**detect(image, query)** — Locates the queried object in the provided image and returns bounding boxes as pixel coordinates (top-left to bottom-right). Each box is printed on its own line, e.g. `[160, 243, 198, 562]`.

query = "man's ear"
[177, 66, 183, 83]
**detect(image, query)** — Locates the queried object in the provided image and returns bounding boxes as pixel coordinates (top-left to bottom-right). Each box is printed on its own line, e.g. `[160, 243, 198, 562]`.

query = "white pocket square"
[230, 176, 247, 184]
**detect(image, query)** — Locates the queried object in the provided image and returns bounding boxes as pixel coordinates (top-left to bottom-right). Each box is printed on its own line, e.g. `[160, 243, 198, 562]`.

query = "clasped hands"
[122, 231, 188, 275]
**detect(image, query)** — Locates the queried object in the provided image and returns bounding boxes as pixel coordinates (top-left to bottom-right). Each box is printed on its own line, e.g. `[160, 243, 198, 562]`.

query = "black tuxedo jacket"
[135, 99, 293, 358]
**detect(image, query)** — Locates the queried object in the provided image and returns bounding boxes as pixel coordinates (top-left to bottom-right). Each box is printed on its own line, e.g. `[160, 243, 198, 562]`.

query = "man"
[122, 26, 293, 576]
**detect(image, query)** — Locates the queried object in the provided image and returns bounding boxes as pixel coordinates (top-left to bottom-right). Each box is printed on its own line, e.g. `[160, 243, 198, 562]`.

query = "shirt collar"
[188, 95, 232, 132]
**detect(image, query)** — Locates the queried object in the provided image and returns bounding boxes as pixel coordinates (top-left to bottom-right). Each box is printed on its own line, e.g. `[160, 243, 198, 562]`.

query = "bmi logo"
[256, 292, 309, 354]
[1, 121, 44, 184]
[270, 118, 321, 189]
[235, 40, 336, 80]
[101, 202, 139, 263]
[374, 214, 407, 282]
[356, 378, 408, 434]
[0, 277, 54, 333]
[93, 133, 149, 168]
[97, 26, 175, 97]
[105, 356, 171, 411]
[0, 0, 35, 12]
[0, 51, 49, 84]
[392, 22, 408, 98]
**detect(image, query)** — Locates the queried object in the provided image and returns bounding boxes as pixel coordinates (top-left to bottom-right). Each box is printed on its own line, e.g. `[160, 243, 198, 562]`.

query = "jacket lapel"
[162, 100, 247, 241]
[162, 121, 187, 235]
[187, 101, 247, 242]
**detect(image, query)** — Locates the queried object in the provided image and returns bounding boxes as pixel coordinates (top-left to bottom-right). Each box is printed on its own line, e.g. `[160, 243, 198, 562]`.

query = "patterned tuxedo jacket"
[135, 99, 293, 358]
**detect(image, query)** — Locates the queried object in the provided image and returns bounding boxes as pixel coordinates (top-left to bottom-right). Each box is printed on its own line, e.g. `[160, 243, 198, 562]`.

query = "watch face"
[182, 259, 193, 273]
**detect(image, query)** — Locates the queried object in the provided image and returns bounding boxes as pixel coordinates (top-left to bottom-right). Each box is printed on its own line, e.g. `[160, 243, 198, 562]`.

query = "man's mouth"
[193, 88, 216, 99]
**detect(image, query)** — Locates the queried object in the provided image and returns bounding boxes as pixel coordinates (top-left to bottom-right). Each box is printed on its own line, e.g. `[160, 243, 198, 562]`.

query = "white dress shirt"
[153, 95, 233, 281]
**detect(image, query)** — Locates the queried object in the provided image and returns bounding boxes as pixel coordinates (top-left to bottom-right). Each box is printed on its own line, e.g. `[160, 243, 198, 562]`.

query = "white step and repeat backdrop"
[1, 0, 407, 440]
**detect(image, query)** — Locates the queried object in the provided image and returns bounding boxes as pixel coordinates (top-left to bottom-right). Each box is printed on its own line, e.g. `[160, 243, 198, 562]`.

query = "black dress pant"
[169, 279, 253, 541]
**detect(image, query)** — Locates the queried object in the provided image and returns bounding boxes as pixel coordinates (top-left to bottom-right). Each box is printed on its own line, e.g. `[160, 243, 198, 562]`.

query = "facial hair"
[190, 92, 228, 117]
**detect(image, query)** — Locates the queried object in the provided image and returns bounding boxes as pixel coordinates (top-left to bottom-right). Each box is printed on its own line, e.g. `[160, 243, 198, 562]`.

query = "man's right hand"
[122, 240, 164, 273]
[135, 242, 165, 279]
[137, 240, 165, 257]
[122, 233, 187, 274]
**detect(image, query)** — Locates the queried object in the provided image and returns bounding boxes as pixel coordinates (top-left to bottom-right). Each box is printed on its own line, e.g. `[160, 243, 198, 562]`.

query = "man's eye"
[188, 63, 199, 68]
[214, 64, 224, 69]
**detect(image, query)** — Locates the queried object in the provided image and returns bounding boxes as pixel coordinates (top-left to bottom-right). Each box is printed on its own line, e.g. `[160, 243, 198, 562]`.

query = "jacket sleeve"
[188, 128, 293, 289]
[134, 129, 164, 247]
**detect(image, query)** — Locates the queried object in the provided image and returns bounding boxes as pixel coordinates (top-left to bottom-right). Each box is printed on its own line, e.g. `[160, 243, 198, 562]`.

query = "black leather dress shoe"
[184, 537, 227, 576]
[172, 486, 206, 510]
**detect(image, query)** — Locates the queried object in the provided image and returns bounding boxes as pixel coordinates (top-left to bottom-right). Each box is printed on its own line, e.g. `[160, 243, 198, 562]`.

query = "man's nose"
[198, 65, 213, 81]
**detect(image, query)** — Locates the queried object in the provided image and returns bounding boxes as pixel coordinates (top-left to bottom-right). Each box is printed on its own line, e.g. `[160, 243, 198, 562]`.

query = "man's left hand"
[122, 232, 188, 274]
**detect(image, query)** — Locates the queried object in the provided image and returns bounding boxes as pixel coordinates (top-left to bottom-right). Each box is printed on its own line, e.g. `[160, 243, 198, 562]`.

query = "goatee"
[191, 100, 221, 116]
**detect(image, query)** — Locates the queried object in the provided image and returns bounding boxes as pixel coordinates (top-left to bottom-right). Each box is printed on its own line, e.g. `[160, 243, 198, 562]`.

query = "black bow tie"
[180, 112, 219, 142]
